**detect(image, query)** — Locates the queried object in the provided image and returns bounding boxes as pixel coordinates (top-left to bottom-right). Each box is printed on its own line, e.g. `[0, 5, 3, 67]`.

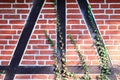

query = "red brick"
[32, 45, 49, 49]
[67, 4, 78, 8]
[41, 25, 55, 29]
[110, 15, 120, 19]
[4, 15, 20, 19]
[91, 4, 99, 8]
[10, 20, 25, 24]
[68, 20, 80, 24]
[21, 61, 36, 65]
[26, 0, 32, 2]
[25, 50, 39, 54]
[12, 25, 23, 29]
[67, 30, 82, 34]
[0, 30, 16, 34]
[15, 75, 30, 79]
[13, 4, 28, 8]
[0, 0, 15, 2]
[32, 75, 47, 79]
[23, 56, 34, 60]
[44, 4, 53, 8]
[89, 0, 104, 3]
[92, 10, 104, 14]
[105, 20, 120, 24]
[101, 4, 108, 8]
[17, 0, 24, 3]
[17, 10, 29, 14]
[37, 20, 47, 24]
[0, 20, 7, 24]
[46, 61, 54, 65]
[71, 25, 86, 29]
[67, 15, 82, 19]
[38, 61, 44, 65]
[36, 56, 49, 60]
[95, 15, 108, 19]
[0, 40, 7, 44]
[0, 56, 11, 60]
[0, 36, 12, 39]
[41, 9, 55, 13]
[67, 56, 78, 60]
[0, 9, 15, 14]
[29, 40, 44, 44]
[67, 10, 80, 13]
[0, 4, 11, 8]
[0, 25, 11, 29]
[67, 0, 76, 3]
[106, 10, 113, 14]
[110, 4, 120, 8]
[5, 45, 15, 49]
[115, 10, 120, 14]
[44, 15, 56, 18]
[1, 61, 9, 65]
[106, 0, 120, 3]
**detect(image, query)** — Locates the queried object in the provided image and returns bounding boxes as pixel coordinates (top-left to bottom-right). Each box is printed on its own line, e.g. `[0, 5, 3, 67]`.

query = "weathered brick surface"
[0, 0, 120, 79]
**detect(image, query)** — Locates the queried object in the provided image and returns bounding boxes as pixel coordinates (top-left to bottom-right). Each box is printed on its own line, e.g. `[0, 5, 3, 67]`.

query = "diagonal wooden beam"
[77, 0, 117, 80]
[4, 0, 45, 80]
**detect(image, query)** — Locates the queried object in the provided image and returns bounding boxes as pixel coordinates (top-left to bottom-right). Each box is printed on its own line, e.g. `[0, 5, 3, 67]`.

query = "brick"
[68, 20, 80, 24]
[21, 61, 36, 65]
[37, 20, 47, 24]
[67, 30, 82, 34]
[91, 4, 99, 8]
[0, 56, 11, 60]
[29, 40, 44, 44]
[95, 15, 108, 19]
[40, 50, 53, 55]
[0, 4, 11, 8]
[1, 50, 12, 55]
[15, 75, 30, 79]
[110, 15, 120, 19]
[4, 15, 20, 19]
[32, 75, 47, 79]
[0, 25, 11, 29]
[26, 0, 32, 2]
[44, 4, 53, 8]
[67, 10, 80, 13]
[46, 61, 54, 65]
[0, 36, 12, 39]
[17, 0, 24, 3]
[0, 30, 16, 34]
[0, 0, 15, 2]
[105, 20, 120, 24]
[109, 25, 118, 29]
[101, 4, 108, 8]
[66, 56, 78, 60]
[5, 45, 15, 49]
[71, 25, 86, 29]
[9, 20, 25, 24]
[41, 25, 55, 29]
[1, 61, 9, 65]
[67, 4, 78, 8]
[0, 40, 7, 44]
[110, 4, 120, 8]
[23, 56, 34, 60]
[88, 56, 98, 60]
[35, 56, 49, 60]
[38, 61, 44, 65]
[17, 10, 29, 14]
[89, 0, 104, 3]
[0, 9, 15, 14]
[115, 10, 120, 14]
[106, 0, 120, 3]
[79, 35, 91, 39]
[66, 61, 80, 65]
[99, 25, 108, 29]
[0, 20, 7, 24]
[44, 15, 56, 18]
[13, 4, 28, 8]
[92, 10, 104, 14]
[67, 0, 76, 3]
[67, 15, 82, 19]
[41, 9, 55, 13]
[25, 50, 39, 54]
[12, 25, 23, 29]
[32, 45, 49, 49]
[106, 10, 113, 14]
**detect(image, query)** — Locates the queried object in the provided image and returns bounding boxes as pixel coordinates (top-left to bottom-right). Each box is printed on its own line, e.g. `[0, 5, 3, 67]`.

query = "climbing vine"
[87, 5, 110, 80]
[68, 34, 91, 80]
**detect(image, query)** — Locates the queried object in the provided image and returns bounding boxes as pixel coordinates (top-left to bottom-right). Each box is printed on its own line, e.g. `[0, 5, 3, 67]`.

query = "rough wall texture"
[0, 0, 120, 79]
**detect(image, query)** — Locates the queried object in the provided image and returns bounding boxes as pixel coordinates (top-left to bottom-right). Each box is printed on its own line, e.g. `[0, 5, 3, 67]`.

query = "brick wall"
[0, 0, 120, 79]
